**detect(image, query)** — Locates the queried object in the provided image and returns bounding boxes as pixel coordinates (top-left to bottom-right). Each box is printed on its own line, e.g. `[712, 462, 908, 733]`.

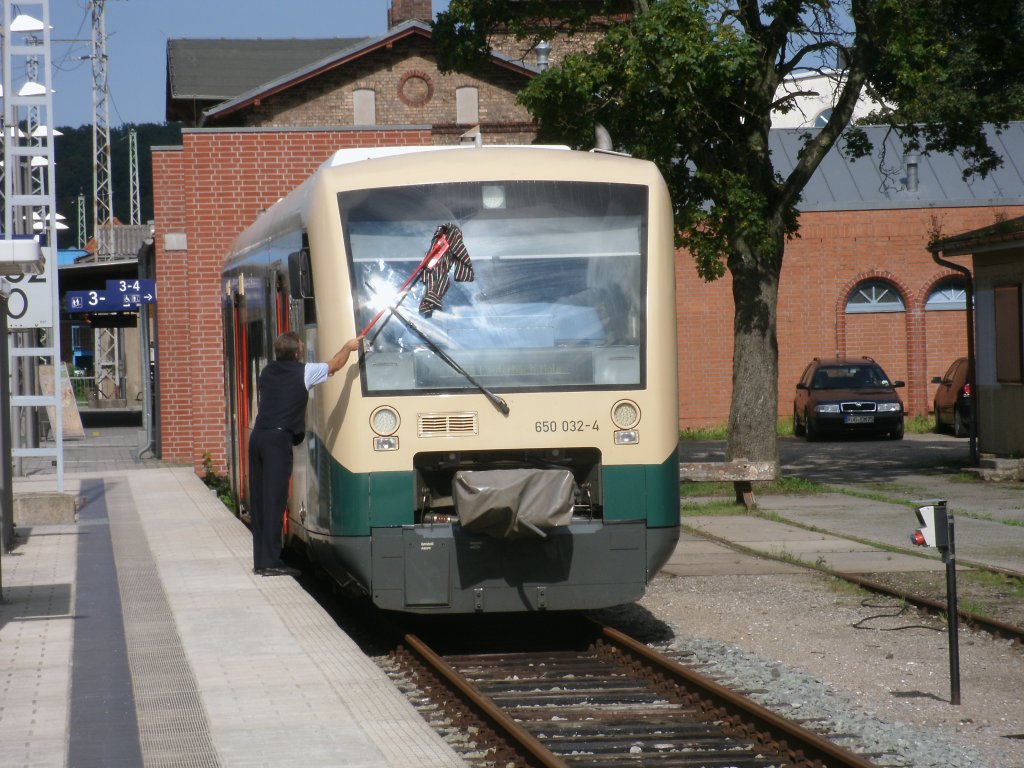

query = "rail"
[393, 621, 881, 768]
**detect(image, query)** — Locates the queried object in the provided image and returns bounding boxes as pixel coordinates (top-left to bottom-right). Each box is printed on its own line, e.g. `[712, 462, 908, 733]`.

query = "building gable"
[171, 21, 538, 137]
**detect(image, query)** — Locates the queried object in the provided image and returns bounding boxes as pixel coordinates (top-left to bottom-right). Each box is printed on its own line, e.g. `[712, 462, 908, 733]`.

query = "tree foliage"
[53, 122, 182, 249]
[435, 0, 1024, 461]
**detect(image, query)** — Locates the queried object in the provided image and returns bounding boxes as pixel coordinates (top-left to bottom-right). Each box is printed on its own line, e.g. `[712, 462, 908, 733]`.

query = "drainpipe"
[931, 247, 978, 464]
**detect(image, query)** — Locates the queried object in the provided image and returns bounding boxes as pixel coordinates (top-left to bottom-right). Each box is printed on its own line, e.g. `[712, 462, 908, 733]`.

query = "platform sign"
[66, 282, 156, 313]
[3, 245, 56, 329]
[105, 278, 155, 301]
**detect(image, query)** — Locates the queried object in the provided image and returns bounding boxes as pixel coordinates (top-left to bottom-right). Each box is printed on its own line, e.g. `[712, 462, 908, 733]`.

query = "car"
[793, 357, 905, 441]
[932, 357, 972, 437]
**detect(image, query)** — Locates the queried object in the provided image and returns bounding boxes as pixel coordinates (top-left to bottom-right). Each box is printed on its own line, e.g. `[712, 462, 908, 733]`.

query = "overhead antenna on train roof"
[592, 123, 631, 156]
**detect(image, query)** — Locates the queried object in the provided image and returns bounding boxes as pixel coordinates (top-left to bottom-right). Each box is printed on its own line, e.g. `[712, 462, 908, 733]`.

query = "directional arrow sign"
[106, 278, 156, 305]
[106, 278, 155, 295]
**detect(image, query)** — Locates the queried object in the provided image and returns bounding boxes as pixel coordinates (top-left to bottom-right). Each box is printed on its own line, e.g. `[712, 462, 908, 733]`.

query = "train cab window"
[340, 180, 647, 394]
[288, 248, 317, 324]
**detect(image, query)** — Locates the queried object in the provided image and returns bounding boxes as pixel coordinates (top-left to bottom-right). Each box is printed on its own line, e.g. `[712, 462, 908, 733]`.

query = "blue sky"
[50, 0, 450, 128]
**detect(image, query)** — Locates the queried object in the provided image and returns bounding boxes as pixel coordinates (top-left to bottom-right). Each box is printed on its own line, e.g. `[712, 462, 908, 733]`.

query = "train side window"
[288, 248, 317, 325]
[288, 249, 313, 298]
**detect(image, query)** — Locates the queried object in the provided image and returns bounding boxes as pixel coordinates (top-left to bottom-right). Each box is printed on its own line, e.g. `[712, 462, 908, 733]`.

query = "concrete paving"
[2, 421, 1021, 766]
[0, 416, 463, 768]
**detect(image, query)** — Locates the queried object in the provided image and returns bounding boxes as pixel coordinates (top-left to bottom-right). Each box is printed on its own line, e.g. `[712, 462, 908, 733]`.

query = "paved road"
[679, 432, 972, 485]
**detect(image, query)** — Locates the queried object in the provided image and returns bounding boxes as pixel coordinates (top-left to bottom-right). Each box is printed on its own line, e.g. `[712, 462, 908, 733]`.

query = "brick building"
[152, 1, 1024, 473]
[678, 125, 1024, 430]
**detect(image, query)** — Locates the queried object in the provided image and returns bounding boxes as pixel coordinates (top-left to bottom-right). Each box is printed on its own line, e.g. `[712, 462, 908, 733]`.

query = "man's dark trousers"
[248, 427, 294, 571]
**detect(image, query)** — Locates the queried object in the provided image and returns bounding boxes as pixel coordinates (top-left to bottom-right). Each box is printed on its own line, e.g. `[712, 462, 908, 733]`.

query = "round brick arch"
[918, 270, 971, 414]
[834, 270, 920, 412]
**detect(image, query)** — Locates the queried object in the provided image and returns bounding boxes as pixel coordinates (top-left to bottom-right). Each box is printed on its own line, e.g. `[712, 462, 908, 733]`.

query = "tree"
[54, 122, 182, 249]
[434, 0, 1024, 463]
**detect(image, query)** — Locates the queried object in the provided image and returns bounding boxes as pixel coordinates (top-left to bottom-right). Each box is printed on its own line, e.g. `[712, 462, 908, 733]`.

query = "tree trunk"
[725, 233, 783, 464]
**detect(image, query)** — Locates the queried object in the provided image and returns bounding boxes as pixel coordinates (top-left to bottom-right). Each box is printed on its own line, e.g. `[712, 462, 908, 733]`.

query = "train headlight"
[611, 400, 640, 429]
[370, 406, 400, 436]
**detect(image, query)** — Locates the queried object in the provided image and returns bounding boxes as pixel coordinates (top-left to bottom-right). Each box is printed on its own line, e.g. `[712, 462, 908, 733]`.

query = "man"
[249, 331, 360, 576]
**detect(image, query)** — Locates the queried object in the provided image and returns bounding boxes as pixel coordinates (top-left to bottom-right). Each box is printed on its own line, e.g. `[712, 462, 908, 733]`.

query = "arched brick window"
[925, 277, 968, 311]
[846, 279, 905, 314]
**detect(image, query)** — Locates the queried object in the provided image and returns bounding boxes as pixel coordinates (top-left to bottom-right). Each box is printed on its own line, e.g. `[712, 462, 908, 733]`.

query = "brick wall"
[237, 36, 534, 138]
[151, 128, 431, 473]
[677, 204, 1024, 429]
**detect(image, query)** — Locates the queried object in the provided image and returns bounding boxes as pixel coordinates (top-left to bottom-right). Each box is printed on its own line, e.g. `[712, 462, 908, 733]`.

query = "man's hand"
[327, 337, 361, 375]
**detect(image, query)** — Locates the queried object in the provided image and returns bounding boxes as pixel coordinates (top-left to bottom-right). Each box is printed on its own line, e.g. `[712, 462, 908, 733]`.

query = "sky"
[48, 0, 450, 128]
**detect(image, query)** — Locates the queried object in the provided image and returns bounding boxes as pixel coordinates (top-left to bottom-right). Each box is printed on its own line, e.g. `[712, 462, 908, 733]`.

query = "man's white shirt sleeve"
[304, 362, 330, 390]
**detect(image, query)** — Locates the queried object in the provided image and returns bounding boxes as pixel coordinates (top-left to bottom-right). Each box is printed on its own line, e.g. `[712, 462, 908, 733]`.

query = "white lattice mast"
[77, 192, 86, 248]
[128, 127, 140, 224]
[0, 0, 65, 501]
[90, 0, 113, 260]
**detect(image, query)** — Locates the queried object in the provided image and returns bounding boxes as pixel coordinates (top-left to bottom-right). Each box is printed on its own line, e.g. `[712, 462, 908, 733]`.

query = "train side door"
[287, 245, 330, 534]
[225, 278, 252, 514]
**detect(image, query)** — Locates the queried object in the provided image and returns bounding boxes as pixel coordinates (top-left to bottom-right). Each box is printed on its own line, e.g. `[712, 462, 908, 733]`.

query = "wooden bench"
[678, 459, 777, 509]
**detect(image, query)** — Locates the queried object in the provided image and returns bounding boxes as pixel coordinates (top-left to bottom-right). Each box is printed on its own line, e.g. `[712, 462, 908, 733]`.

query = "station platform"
[2, 424, 1021, 766]
[0, 464, 464, 768]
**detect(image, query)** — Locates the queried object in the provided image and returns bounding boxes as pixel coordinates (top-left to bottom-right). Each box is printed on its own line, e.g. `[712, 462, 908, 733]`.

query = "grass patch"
[680, 414, 942, 441]
[201, 451, 236, 513]
[679, 424, 728, 441]
[904, 414, 936, 434]
[679, 417, 795, 441]
[680, 499, 750, 516]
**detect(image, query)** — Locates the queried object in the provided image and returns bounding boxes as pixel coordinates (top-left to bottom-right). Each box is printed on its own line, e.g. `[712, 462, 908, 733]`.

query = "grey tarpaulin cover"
[453, 468, 575, 539]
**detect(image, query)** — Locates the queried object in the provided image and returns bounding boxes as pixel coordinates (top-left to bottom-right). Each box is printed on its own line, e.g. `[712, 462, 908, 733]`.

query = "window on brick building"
[926, 278, 968, 311]
[456, 87, 479, 124]
[845, 279, 905, 313]
[994, 283, 1023, 383]
[353, 89, 376, 126]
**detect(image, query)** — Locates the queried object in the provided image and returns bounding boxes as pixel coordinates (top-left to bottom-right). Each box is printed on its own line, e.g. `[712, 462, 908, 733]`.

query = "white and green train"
[222, 145, 679, 613]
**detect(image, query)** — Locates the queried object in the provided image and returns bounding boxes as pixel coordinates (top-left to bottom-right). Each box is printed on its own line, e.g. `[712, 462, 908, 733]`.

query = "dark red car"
[932, 357, 972, 437]
[793, 357, 905, 441]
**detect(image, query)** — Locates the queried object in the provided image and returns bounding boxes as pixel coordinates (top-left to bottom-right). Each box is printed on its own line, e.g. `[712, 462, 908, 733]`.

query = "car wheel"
[889, 425, 904, 440]
[805, 413, 818, 442]
[793, 407, 805, 437]
[953, 406, 968, 438]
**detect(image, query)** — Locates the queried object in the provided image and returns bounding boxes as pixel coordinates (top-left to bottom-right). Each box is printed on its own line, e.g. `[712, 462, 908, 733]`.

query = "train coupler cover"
[453, 468, 575, 539]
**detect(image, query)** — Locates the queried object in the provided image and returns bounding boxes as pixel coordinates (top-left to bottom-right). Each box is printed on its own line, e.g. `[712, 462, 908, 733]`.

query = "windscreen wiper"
[384, 305, 510, 416]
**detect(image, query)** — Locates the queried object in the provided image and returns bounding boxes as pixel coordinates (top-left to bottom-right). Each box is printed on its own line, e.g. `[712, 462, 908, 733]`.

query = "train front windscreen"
[340, 180, 648, 394]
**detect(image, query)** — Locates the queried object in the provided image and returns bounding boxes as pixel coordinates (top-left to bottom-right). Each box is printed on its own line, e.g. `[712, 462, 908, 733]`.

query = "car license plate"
[844, 413, 874, 424]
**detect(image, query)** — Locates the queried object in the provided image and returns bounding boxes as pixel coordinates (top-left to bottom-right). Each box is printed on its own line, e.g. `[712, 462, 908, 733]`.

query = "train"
[221, 144, 679, 613]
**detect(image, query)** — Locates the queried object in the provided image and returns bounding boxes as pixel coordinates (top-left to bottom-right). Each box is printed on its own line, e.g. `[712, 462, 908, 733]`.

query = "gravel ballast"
[605, 571, 1024, 767]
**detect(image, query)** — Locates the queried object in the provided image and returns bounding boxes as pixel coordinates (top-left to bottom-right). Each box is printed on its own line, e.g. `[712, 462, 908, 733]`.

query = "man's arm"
[326, 338, 361, 376]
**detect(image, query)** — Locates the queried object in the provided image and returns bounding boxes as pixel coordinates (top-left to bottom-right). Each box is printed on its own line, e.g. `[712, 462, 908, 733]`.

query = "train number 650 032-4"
[535, 420, 599, 433]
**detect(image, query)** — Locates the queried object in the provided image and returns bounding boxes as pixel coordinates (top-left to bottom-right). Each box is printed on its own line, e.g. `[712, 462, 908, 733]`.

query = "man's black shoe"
[261, 564, 300, 577]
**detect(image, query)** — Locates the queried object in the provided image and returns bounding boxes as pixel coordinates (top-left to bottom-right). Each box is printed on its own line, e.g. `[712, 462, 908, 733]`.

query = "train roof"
[224, 145, 663, 267]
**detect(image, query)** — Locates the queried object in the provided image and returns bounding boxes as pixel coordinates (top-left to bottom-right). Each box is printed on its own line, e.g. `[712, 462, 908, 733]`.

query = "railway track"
[390, 621, 882, 768]
[685, 522, 1024, 645]
[833, 570, 1024, 644]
